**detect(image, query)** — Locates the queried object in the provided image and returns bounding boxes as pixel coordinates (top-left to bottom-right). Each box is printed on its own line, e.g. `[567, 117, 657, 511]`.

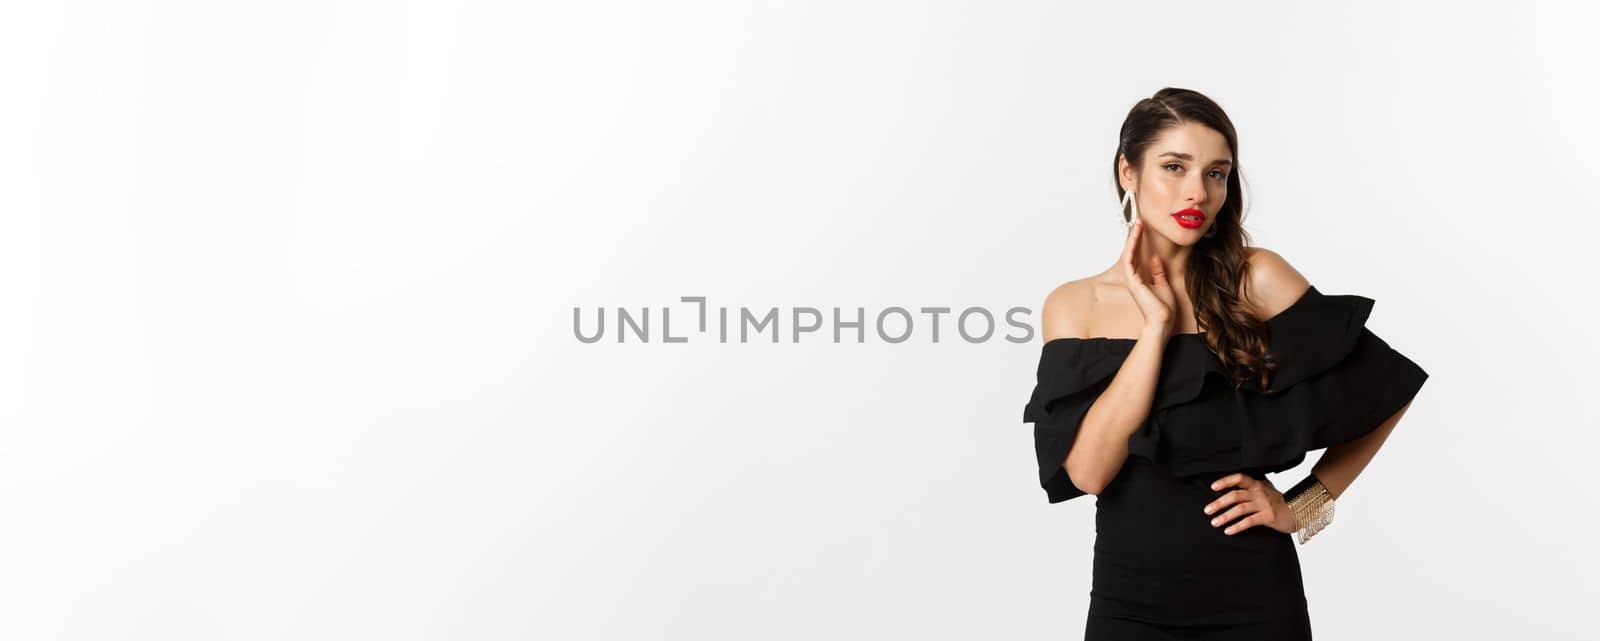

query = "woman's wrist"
[1141, 320, 1172, 342]
[1283, 474, 1336, 544]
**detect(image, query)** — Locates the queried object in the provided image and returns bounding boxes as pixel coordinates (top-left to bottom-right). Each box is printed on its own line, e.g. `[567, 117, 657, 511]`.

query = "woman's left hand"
[1203, 473, 1298, 535]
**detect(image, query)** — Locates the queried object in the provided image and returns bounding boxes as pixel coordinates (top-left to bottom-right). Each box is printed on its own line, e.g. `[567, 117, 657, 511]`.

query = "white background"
[3, 1, 1596, 639]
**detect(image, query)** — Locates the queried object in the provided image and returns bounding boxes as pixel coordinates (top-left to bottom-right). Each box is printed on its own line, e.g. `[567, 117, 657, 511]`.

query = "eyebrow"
[1158, 151, 1232, 166]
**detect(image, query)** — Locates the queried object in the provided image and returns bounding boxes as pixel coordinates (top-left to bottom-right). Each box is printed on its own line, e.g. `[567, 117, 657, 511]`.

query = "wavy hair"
[1112, 87, 1274, 390]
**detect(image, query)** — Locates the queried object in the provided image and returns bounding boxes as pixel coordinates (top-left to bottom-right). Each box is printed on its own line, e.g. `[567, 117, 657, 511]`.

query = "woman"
[1023, 88, 1429, 640]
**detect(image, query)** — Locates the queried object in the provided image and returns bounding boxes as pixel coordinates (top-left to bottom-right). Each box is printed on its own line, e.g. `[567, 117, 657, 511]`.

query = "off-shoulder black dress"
[1022, 285, 1429, 640]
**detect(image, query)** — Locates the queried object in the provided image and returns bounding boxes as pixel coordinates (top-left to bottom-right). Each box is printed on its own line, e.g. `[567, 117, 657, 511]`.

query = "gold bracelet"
[1283, 475, 1335, 544]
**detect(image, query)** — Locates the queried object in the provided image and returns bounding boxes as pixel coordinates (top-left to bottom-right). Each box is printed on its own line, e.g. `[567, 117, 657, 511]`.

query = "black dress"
[1022, 285, 1429, 640]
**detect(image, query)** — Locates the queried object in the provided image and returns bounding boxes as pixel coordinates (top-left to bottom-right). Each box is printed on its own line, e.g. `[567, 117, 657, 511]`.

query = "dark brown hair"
[1112, 87, 1275, 390]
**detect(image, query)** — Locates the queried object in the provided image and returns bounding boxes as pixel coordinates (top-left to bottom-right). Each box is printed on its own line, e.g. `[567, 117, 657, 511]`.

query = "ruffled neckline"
[1024, 285, 1375, 423]
[1022, 284, 1430, 501]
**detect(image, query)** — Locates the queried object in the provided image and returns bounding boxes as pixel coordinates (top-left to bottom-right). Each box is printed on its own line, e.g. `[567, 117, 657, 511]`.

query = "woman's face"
[1120, 122, 1232, 243]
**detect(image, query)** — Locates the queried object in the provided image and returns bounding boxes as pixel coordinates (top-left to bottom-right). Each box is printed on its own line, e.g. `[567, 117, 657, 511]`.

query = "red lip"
[1172, 208, 1205, 230]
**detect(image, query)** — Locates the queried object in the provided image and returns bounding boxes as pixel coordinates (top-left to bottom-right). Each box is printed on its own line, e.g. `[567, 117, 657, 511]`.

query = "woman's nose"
[1186, 177, 1209, 206]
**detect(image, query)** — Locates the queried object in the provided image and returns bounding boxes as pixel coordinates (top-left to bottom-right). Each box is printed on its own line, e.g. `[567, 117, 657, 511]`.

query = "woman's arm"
[1309, 400, 1414, 500]
[1044, 220, 1179, 495]
[1241, 247, 1417, 501]
[1066, 327, 1169, 494]
[1040, 283, 1169, 495]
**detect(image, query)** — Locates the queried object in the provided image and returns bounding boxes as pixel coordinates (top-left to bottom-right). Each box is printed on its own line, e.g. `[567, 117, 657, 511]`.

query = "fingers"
[1205, 476, 1274, 535]
[1202, 489, 1247, 516]
[1208, 496, 1265, 535]
[1220, 512, 1261, 536]
[1210, 474, 1251, 491]
[1211, 501, 1254, 530]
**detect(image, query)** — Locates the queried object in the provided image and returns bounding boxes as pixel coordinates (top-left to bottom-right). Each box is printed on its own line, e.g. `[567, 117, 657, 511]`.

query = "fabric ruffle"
[1022, 285, 1429, 504]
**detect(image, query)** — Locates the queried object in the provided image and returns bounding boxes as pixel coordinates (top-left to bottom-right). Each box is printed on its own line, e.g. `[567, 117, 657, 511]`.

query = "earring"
[1120, 189, 1138, 228]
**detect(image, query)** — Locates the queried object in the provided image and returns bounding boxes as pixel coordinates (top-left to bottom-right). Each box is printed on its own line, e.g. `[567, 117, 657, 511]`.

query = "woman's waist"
[1092, 457, 1293, 562]
[1097, 455, 1266, 506]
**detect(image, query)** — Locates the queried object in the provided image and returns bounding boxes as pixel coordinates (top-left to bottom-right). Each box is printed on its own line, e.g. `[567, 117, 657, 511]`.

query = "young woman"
[1023, 88, 1429, 640]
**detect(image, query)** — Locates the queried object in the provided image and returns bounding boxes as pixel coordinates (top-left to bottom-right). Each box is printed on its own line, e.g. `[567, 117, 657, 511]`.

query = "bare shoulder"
[1040, 278, 1095, 341]
[1243, 246, 1312, 321]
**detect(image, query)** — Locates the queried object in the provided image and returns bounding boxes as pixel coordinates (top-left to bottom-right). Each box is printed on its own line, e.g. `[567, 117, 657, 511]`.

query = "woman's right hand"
[1121, 219, 1178, 338]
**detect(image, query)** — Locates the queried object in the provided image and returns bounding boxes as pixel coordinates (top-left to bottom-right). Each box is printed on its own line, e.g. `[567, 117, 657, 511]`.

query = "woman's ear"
[1117, 154, 1137, 192]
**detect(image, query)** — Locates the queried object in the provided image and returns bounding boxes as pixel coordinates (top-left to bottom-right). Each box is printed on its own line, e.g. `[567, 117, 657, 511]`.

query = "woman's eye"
[1165, 163, 1182, 172]
[1210, 170, 1227, 180]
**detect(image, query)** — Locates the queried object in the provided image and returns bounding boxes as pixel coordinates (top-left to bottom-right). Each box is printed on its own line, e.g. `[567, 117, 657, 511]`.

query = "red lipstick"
[1172, 208, 1205, 230]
